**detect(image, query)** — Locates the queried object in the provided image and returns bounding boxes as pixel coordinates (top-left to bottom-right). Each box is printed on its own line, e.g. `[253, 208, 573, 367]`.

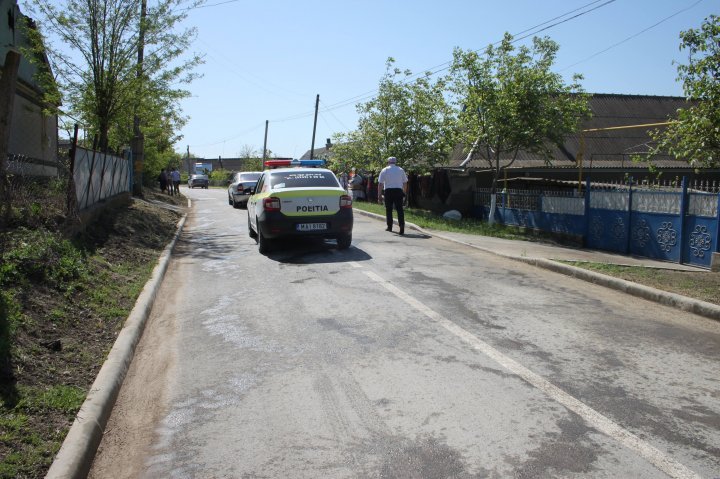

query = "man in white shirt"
[377, 156, 408, 235]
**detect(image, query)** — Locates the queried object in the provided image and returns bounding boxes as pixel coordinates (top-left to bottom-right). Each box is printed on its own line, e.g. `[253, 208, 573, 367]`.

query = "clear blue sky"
[63, 0, 720, 160]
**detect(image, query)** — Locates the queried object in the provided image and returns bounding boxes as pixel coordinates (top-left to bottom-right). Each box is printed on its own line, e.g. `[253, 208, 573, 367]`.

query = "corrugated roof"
[451, 94, 693, 170]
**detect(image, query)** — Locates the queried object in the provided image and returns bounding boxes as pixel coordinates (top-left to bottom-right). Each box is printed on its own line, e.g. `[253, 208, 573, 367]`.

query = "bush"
[0, 228, 87, 289]
[1, 176, 67, 230]
[209, 168, 233, 186]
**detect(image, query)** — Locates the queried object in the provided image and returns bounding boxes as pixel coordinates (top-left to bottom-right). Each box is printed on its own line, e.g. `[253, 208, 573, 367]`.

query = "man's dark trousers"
[384, 188, 405, 231]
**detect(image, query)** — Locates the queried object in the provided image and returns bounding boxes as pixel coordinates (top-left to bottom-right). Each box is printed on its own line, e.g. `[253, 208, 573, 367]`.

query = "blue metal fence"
[474, 178, 720, 268]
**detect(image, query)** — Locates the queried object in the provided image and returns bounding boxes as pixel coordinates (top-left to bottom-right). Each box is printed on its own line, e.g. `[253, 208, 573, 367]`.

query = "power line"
[560, 0, 704, 71]
[319, 0, 617, 115]
[189, 122, 265, 148]
[193, 0, 618, 147]
[181, 0, 243, 12]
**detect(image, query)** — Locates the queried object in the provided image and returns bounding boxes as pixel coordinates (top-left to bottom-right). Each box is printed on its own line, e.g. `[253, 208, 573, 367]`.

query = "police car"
[247, 159, 353, 253]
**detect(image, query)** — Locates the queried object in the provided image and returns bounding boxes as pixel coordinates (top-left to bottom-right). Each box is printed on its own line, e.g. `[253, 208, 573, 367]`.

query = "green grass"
[0, 185, 184, 478]
[562, 261, 720, 306]
[352, 201, 568, 243]
[87, 259, 155, 323]
[0, 385, 84, 477]
[16, 385, 85, 414]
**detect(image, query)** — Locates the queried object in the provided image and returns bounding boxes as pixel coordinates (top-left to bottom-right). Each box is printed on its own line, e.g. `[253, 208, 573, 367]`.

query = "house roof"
[299, 145, 331, 160]
[450, 93, 694, 170]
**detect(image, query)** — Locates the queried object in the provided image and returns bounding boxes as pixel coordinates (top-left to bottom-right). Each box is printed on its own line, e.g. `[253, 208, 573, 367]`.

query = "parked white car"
[227, 171, 262, 208]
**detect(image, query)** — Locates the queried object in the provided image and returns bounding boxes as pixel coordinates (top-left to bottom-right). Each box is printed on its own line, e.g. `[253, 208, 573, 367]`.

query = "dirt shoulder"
[0, 188, 186, 478]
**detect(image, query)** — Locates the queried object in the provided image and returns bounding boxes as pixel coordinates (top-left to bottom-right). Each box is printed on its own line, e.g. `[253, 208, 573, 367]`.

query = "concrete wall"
[7, 87, 58, 168]
[2, 0, 59, 176]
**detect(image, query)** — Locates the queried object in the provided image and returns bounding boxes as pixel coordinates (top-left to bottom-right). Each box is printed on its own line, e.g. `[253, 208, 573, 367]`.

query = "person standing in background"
[170, 167, 181, 195]
[377, 156, 408, 235]
[158, 169, 168, 194]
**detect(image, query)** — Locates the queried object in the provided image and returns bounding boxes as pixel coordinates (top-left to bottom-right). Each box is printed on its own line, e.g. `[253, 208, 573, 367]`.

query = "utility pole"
[310, 94, 319, 159]
[131, 0, 147, 196]
[262, 120, 268, 163]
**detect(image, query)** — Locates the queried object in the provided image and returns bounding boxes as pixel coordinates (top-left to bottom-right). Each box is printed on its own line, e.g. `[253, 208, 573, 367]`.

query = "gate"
[683, 190, 719, 268]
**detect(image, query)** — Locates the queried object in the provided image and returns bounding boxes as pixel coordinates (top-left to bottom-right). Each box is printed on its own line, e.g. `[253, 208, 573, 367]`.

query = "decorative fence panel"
[682, 192, 719, 268]
[628, 191, 682, 263]
[586, 190, 630, 254]
[73, 147, 132, 211]
[473, 178, 720, 269]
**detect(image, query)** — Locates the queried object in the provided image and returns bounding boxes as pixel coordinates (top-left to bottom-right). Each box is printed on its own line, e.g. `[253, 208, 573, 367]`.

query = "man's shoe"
[399, 229, 405, 235]
[385, 227, 392, 232]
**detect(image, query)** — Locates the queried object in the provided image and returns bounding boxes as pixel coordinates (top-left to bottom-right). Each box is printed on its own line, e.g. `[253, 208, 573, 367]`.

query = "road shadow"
[173, 229, 247, 260]
[264, 237, 372, 264]
[393, 232, 431, 239]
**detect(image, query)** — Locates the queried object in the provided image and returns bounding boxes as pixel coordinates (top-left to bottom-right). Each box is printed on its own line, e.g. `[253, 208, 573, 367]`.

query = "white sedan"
[227, 171, 262, 208]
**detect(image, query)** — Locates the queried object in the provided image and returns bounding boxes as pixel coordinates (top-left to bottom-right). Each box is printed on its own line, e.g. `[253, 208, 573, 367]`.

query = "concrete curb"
[355, 209, 720, 322]
[45, 210, 188, 479]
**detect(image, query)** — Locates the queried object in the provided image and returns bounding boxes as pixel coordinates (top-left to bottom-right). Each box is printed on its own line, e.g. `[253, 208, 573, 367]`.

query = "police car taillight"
[263, 197, 281, 211]
[340, 195, 352, 209]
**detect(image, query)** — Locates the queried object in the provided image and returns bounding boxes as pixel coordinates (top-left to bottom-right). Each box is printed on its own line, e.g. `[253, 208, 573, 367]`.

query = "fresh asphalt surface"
[51, 187, 720, 478]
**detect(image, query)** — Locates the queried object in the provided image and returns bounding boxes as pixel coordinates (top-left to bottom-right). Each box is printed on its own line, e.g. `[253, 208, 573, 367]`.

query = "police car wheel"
[257, 228, 271, 254]
[337, 233, 352, 250]
[228, 195, 233, 205]
[232, 197, 241, 209]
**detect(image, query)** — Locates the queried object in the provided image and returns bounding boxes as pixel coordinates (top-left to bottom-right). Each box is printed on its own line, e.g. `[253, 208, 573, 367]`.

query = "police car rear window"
[270, 171, 339, 189]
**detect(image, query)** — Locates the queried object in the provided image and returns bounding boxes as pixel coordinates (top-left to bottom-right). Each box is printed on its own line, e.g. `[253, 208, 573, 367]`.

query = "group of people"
[154, 158, 407, 234]
[158, 167, 181, 195]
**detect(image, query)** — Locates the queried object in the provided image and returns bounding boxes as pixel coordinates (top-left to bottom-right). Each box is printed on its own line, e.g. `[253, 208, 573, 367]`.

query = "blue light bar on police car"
[264, 159, 326, 168]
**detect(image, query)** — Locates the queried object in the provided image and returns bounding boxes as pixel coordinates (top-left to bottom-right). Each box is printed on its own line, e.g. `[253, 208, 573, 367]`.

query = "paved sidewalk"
[423, 230, 705, 272]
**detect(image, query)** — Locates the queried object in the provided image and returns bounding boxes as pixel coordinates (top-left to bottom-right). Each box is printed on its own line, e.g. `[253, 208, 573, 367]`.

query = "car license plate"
[297, 223, 327, 231]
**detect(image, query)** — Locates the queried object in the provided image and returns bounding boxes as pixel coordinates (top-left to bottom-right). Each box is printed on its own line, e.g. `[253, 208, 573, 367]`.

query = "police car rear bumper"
[258, 209, 353, 239]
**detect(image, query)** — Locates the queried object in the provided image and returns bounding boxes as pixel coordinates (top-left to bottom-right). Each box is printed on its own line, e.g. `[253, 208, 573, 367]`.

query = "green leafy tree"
[26, 0, 202, 154]
[649, 15, 719, 168]
[237, 144, 263, 170]
[450, 34, 589, 222]
[331, 58, 455, 174]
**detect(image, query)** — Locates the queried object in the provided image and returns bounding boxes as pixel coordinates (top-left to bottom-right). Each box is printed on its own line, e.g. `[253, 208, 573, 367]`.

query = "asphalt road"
[90, 186, 720, 479]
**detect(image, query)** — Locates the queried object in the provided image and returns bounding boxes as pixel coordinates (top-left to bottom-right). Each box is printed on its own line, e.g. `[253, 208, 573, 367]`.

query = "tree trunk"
[488, 156, 500, 226]
[0, 51, 21, 228]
